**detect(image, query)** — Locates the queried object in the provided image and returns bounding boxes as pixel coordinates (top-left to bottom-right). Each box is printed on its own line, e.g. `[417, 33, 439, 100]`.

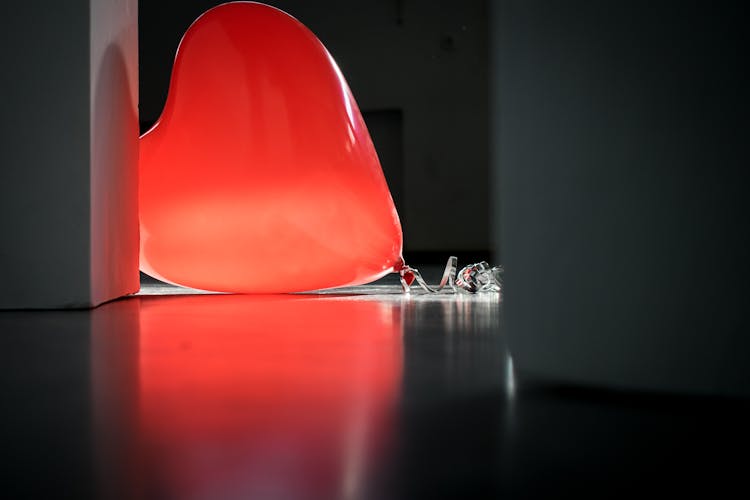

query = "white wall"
[90, 0, 140, 305]
[0, 0, 139, 309]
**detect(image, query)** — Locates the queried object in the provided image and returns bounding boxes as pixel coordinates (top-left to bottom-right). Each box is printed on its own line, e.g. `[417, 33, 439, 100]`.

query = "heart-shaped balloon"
[140, 2, 404, 293]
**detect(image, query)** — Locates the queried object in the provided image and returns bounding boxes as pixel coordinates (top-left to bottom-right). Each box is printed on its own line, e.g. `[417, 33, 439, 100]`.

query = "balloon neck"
[393, 256, 406, 272]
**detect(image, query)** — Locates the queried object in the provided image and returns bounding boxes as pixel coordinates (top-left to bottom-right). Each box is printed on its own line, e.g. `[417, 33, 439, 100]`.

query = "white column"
[0, 0, 139, 309]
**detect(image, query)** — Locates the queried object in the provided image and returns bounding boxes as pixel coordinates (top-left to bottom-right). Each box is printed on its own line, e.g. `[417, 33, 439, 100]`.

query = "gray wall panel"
[492, 0, 750, 396]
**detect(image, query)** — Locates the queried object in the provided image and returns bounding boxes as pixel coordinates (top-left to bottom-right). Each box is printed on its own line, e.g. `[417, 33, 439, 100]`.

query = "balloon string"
[399, 256, 503, 294]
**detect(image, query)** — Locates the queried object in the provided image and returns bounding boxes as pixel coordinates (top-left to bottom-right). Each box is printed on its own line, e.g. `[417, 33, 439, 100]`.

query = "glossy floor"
[1, 279, 748, 499]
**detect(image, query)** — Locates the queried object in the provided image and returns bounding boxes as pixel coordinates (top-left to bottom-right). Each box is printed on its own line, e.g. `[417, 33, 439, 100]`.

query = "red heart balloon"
[140, 2, 404, 293]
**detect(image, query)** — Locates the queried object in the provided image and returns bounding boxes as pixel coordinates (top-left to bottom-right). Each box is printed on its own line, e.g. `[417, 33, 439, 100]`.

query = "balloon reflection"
[93, 294, 402, 500]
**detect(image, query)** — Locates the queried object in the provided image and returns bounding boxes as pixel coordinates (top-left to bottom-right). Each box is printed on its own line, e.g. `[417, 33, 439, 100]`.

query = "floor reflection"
[92, 294, 403, 500]
[5, 282, 750, 498]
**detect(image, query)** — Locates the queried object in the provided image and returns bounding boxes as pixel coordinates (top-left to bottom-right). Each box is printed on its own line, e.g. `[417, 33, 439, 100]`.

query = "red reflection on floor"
[132, 294, 402, 499]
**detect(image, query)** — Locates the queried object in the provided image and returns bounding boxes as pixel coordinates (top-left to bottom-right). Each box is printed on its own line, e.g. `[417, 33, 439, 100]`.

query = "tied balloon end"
[392, 256, 407, 273]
